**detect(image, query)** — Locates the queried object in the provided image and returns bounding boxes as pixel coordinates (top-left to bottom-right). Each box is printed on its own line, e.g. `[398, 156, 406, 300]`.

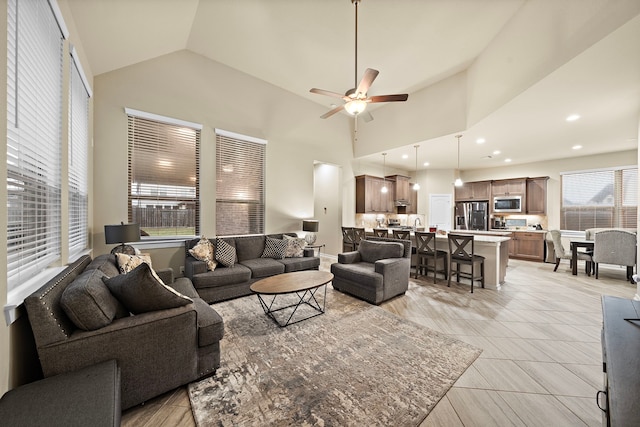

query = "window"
[68, 48, 91, 259]
[6, 0, 66, 292]
[561, 167, 637, 231]
[126, 109, 201, 237]
[215, 129, 266, 236]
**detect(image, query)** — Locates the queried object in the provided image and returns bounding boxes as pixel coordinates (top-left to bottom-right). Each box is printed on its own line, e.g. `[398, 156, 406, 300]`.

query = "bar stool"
[447, 233, 484, 293]
[415, 231, 448, 283]
[353, 227, 366, 249]
[373, 228, 389, 238]
[341, 227, 356, 252]
[392, 229, 411, 240]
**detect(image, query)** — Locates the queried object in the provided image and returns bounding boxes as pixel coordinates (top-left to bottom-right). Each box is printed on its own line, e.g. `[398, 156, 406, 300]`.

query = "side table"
[306, 243, 325, 257]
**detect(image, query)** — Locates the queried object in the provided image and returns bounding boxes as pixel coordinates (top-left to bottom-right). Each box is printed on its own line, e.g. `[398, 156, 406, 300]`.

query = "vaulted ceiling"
[66, 0, 640, 171]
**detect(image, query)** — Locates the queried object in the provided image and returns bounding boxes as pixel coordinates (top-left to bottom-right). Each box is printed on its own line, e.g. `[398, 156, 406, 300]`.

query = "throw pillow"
[215, 239, 236, 267]
[189, 236, 217, 271]
[102, 262, 192, 314]
[60, 269, 128, 331]
[261, 237, 288, 259]
[283, 234, 307, 258]
[115, 253, 152, 274]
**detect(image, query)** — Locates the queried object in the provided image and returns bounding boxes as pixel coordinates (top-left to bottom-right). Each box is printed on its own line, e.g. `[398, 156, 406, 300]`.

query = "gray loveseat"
[185, 233, 321, 303]
[24, 254, 223, 410]
[331, 237, 411, 305]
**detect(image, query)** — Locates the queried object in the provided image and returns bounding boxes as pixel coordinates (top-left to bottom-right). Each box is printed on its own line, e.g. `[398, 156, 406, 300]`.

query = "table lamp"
[105, 222, 140, 255]
[302, 220, 319, 245]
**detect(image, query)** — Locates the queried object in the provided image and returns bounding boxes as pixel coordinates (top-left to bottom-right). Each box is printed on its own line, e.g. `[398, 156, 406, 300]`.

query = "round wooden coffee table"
[250, 270, 334, 327]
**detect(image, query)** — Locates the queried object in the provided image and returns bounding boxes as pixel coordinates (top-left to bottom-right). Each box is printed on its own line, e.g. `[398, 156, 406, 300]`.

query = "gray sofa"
[24, 254, 223, 410]
[185, 233, 321, 303]
[331, 237, 411, 305]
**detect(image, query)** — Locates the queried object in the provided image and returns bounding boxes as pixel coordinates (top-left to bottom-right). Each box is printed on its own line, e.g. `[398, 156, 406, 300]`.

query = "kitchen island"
[364, 229, 511, 290]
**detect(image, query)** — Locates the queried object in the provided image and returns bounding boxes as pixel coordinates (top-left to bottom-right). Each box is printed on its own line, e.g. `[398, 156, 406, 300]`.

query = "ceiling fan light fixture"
[345, 99, 367, 115]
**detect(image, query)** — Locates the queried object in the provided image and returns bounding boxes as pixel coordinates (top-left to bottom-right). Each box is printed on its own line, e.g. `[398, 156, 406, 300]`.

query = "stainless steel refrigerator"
[455, 201, 489, 230]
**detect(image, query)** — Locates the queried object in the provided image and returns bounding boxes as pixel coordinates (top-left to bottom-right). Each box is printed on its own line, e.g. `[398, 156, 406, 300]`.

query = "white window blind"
[68, 52, 90, 258]
[127, 110, 201, 237]
[215, 130, 266, 236]
[561, 167, 637, 231]
[6, 0, 65, 291]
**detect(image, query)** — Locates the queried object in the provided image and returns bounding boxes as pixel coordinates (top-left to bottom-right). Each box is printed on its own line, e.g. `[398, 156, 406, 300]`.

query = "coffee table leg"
[254, 284, 327, 327]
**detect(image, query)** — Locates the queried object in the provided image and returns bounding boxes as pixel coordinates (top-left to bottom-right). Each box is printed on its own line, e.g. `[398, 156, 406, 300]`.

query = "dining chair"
[548, 230, 592, 275]
[341, 227, 356, 252]
[392, 229, 411, 240]
[592, 230, 637, 282]
[447, 234, 484, 293]
[352, 227, 366, 249]
[373, 228, 389, 238]
[415, 231, 447, 283]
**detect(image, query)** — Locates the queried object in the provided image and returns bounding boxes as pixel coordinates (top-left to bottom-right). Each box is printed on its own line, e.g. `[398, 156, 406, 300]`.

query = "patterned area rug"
[188, 287, 481, 426]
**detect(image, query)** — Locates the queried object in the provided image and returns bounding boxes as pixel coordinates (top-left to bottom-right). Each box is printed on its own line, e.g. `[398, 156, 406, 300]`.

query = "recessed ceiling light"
[476, 138, 486, 144]
[504, 158, 512, 163]
[572, 145, 582, 150]
[493, 150, 501, 155]
[423, 162, 429, 167]
[566, 114, 581, 122]
[402, 154, 408, 159]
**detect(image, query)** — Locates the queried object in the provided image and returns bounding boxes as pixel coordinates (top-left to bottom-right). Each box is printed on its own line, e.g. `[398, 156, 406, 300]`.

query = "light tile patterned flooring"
[122, 258, 636, 426]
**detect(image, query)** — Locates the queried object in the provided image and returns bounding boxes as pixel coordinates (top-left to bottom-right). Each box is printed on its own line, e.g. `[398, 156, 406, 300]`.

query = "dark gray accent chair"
[24, 254, 223, 410]
[331, 237, 411, 305]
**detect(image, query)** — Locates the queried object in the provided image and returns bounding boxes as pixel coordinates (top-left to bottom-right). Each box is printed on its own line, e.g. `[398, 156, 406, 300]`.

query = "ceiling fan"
[309, 0, 408, 121]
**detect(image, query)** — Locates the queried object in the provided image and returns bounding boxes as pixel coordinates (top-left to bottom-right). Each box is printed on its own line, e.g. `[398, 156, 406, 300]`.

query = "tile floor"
[122, 258, 636, 426]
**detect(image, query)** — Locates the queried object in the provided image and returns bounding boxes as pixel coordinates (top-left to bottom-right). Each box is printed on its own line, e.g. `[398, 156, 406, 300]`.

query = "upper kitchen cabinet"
[355, 175, 395, 213]
[526, 177, 549, 214]
[491, 179, 526, 197]
[455, 181, 491, 201]
[387, 175, 411, 203]
[407, 183, 418, 214]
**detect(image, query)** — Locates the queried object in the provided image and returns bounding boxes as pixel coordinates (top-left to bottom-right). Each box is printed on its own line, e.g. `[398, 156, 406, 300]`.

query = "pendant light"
[381, 153, 388, 193]
[454, 134, 463, 187]
[413, 145, 420, 191]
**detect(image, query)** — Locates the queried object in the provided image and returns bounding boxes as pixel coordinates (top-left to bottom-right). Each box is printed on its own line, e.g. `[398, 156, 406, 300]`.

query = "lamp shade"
[105, 223, 141, 244]
[302, 220, 319, 233]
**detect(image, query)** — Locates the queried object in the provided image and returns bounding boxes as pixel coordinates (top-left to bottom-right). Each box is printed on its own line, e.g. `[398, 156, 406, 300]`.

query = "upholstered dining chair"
[373, 228, 389, 238]
[447, 234, 484, 293]
[341, 227, 356, 252]
[392, 229, 411, 240]
[592, 230, 637, 282]
[548, 230, 593, 275]
[415, 231, 448, 283]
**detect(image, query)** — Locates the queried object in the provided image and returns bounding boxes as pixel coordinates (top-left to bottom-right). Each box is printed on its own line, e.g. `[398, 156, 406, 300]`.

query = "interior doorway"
[313, 163, 342, 257]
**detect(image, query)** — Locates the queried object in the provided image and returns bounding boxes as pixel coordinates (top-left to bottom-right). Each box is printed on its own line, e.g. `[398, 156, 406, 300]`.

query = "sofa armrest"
[375, 257, 410, 279]
[338, 251, 361, 264]
[155, 267, 174, 284]
[303, 247, 315, 257]
[185, 256, 207, 279]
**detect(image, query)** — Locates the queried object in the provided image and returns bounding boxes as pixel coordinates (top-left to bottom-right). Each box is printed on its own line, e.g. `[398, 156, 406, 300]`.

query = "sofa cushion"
[103, 263, 192, 314]
[189, 237, 217, 271]
[215, 239, 237, 267]
[358, 240, 404, 263]
[277, 256, 321, 273]
[240, 258, 285, 278]
[331, 262, 383, 288]
[115, 253, 152, 274]
[261, 237, 288, 259]
[192, 299, 224, 347]
[234, 235, 266, 262]
[60, 268, 128, 331]
[283, 235, 307, 258]
[191, 264, 252, 289]
[84, 254, 120, 278]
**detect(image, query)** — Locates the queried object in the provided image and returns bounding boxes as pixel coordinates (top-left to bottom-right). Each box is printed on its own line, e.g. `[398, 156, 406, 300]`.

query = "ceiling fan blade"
[356, 68, 379, 95]
[320, 104, 345, 119]
[361, 110, 374, 123]
[369, 94, 409, 103]
[310, 88, 348, 99]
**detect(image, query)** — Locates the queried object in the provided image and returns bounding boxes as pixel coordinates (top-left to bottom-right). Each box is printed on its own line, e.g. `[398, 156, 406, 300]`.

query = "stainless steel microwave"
[493, 196, 522, 213]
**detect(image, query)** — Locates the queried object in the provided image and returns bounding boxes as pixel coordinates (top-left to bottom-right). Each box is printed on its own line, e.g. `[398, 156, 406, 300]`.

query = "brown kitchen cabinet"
[407, 183, 418, 214]
[387, 175, 411, 203]
[491, 178, 526, 197]
[509, 231, 545, 262]
[526, 177, 548, 214]
[455, 180, 491, 201]
[356, 175, 395, 213]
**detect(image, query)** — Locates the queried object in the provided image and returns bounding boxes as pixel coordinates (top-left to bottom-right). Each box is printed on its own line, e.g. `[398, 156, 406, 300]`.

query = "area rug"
[188, 288, 481, 426]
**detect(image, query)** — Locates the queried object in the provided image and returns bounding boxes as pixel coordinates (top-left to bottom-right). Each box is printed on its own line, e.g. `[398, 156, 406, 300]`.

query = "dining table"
[569, 239, 594, 275]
